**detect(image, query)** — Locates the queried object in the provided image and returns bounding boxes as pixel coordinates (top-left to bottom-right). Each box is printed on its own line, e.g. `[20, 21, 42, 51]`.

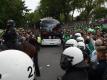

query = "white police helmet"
[77, 42, 86, 50]
[63, 47, 83, 65]
[65, 39, 77, 47]
[0, 50, 35, 80]
[76, 37, 84, 42]
[75, 33, 81, 37]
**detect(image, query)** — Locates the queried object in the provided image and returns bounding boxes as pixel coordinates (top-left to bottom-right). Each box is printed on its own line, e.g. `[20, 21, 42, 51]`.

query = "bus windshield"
[40, 18, 62, 39]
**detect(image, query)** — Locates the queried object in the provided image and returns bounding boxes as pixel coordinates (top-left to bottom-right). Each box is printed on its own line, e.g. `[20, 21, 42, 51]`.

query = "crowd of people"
[60, 24, 107, 80]
[0, 19, 42, 80]
[0, 19, 107, 80]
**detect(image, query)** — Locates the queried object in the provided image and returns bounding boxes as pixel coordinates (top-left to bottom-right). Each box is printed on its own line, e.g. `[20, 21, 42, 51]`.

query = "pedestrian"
[88, 45, 107, 80]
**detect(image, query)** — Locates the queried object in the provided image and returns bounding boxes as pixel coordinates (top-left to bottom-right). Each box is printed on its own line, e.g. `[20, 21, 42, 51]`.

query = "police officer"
[64, 39, 77, 49]
[60, 47, 88, 80]
[2, 19, 17, 49]
[37, 34, 42, 51]
[77, 42, 90, 64]
[0, 50, 35, 80]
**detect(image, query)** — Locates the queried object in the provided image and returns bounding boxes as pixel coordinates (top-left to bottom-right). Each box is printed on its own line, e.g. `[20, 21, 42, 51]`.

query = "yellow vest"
[37, 36, 41, 44]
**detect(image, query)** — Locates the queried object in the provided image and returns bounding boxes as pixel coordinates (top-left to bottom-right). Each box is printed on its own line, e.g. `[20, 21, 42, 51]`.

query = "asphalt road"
[37, 46, 65, 80]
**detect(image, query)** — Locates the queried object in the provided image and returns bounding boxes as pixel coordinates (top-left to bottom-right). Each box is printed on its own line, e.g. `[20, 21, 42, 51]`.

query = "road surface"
[37, 46, 65, 80]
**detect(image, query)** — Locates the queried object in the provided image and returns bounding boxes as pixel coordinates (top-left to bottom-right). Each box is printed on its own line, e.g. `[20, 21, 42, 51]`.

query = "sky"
[24, 0, 40, 12]
[24, 0, 80, 17]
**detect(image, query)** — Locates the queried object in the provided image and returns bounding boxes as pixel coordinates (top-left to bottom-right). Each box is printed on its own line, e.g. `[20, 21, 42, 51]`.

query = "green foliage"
[94, 7, 107, 19]
[102, 24, 107, 32]
[38, 0, 107, 23]
[39, 0, 62, 19]
[0, 0, 27, 28]
[79, 0, 107, 21]
[0, 0, 107, 27]
[24, 10, 42, 27]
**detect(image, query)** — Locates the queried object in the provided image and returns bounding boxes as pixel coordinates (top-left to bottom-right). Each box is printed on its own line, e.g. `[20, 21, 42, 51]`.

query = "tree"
[0, 0, 27, 28]
[39, 0, 62, 20]
[79, 0, 107, 22]
[37, 0, 107, 23]
[24, 10, 42, 28]
[94, 7, 107, 19]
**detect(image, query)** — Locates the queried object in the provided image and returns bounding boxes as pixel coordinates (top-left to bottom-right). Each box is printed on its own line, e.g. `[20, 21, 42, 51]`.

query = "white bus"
[40, 17, 62, 46]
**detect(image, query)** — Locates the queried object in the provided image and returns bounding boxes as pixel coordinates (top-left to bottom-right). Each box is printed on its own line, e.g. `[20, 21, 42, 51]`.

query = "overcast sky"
[24, 0, 40, 12]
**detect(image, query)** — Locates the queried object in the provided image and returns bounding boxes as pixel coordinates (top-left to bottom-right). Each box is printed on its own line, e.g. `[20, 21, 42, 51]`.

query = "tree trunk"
[64, 12, 69, 23]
